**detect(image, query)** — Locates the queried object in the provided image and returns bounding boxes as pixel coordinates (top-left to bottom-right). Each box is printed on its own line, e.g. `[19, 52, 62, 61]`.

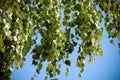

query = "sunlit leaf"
[28, 26, 35, 36]
[61, 34, 67, 41]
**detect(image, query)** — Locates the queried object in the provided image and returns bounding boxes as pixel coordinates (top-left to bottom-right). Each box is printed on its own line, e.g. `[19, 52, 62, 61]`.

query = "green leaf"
[0, 34, 3, 48]
[64, 68, 70, 77]
[65, 71, 69, 77]
[65, 60, 71, 66]
[47, 63, 54, 71]
[117, 33, 120, 40]
[1, 47, 5, 53]
[58, 64, 61, 68]
[99, 51, 103, 57]
[110, 40, 114, 45]
[65, 28, 70, 39]
[36, 63, 42, 74]
[18, 20, 23, 31]
[57, 42, 63, 47]
[16, 55, 21, 63]
[61, 34, 67, 41]
[49, 73, 54, 78]
[20, 61, 24, 68]
[56, 69, 60, 75]
[68, 46, 74, 53]
[52, 78, 59, 80]
[98, 34, 102, 41]
[97, 28, 103, 41]
[45, 76, 48, 80]
[32, 60, 38, 65]
[16, 65, 19, 70]
[78, 73, 82, 77]
[8, 7, 13, 13]
[72, 39, 77, 46]
[71, 34, 74, 38]
[31, 77, 34, 80]
[28, 26, 34, 36]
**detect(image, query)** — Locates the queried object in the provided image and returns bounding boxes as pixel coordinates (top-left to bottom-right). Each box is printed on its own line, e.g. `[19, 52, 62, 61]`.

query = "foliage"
[0, 0, 120, 80]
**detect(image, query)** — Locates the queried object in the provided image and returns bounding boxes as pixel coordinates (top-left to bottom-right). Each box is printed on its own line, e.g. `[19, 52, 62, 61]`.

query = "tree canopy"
[0, 0, 120, 80]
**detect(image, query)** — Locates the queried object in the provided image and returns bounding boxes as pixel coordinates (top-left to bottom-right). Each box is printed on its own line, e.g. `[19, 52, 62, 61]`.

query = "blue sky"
[11, 20, 120, 80]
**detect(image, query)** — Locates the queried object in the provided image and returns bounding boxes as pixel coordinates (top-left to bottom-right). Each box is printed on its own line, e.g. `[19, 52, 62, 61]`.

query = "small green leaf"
[8, 7, 13, 13]
[97, 28, 103, 41]
[56, 69, 60, 75]
[58, 64, 61, 68]
[1, 48, 5, 53]
[65, 71, 69, 77]
[36, 69, 39, 74]
[31, 77, 34, 80]
[78, 73, 82, 77]
[118, 43, 120, 48]
[16, 65, 19, 70]
[98, 34, 102, 41]
[36, 63, 42, 74]
[20, 61, 24, 68]
[99, 51, 103, 57]
[65, 68, 70, 77]
[0, 34, 3, 48]
[117, 33, 120, 40]
[32, 60, 38, 65]
[45, 76, 48, 80]
[28, 26, 34, 36]
[65, 28, 70, 39]
[61, 34, 67, 41]
[110, 40, 114, 45]
[72, 39, 77, 46]
[71, 34, 74, 38]
[52, 78, 59, 80]
[57, 42, 63, 47]
[47, 63, 54, 71]
[65, 60, 71, 66]
[16, 55, 21, 62]
[49, 73, 54, 78]
[68, 46, 74, 53]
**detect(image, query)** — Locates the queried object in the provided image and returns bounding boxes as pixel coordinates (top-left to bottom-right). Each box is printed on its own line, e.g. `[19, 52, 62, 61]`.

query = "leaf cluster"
[0, 0, 119, 80]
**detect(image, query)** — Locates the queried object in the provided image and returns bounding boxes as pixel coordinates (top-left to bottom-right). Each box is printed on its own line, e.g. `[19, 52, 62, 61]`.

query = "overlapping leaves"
[0, 0, 119, 80]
